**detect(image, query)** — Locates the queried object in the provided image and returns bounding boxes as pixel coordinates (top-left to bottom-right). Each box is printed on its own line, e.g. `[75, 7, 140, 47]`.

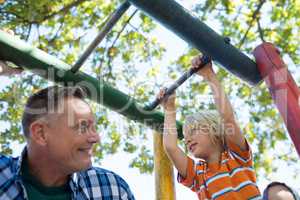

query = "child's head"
[183, 110, 225, 159]
[263, 182, 300, 200]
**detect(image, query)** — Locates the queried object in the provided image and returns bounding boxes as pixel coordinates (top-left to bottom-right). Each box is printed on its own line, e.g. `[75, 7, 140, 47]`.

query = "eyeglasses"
[71, 119, 97, 135]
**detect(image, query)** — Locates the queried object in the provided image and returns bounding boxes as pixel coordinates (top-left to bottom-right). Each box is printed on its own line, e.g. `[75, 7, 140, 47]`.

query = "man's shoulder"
[0, 154, 20, 181]
[75, 167, 135, 199]
[80, 166, 122, 177]
[78, 166, 130, 187]
[0, 154, 19, 169]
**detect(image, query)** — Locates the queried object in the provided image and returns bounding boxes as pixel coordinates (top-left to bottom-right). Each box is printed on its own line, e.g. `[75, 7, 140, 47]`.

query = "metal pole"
[145, 55, 211, 110]
[153, 131, 176, 200]
[71, 1, 131, 73]
[128, 0, 262, 86]
[253, 43, 300, 157]
[0, 30, 184, 139]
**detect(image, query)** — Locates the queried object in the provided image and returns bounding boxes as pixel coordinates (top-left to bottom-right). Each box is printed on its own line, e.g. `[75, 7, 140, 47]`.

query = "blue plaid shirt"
[0, 148, 136, 200]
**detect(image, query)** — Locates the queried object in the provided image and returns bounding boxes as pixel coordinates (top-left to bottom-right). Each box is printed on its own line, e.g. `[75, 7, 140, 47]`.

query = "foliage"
[0, 0, 299, 182]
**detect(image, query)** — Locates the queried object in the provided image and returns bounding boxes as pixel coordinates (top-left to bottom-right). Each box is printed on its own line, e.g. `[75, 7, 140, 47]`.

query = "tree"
[0, 0, 299, 182]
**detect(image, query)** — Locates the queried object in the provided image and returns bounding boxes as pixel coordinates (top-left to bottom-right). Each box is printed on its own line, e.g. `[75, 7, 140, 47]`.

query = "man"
[263, 182, 300, 200]
[0, 61, 135, 200]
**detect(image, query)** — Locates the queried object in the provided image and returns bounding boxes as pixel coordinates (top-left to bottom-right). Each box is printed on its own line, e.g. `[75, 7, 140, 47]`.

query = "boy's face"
[184, 124, 218, 159]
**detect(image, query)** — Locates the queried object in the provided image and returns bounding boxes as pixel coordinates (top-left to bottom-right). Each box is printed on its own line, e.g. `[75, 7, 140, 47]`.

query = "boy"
[157, 55, 261, 199]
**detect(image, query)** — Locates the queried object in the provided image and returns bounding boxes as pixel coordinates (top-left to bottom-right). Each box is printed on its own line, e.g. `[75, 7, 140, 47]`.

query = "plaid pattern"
[0, 148, 135, 200]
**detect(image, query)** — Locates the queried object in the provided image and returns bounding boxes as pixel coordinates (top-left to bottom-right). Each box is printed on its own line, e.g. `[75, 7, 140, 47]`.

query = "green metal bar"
[128, 0, 262, 86]
[0, 30, 183, 138]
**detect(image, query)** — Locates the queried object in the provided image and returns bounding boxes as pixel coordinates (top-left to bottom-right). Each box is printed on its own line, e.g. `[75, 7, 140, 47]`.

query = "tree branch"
[41, 0, 89, 22]
[110, 9, 138, 49]
[48, 20, 65, 44]
[238, 0, 266, 48]
[25, 24, 32, 41]
[257, 18, 265, 43]
[128, 23, 140, 32]
[105, 9, 138, 77]
[3, 0, 88, 25]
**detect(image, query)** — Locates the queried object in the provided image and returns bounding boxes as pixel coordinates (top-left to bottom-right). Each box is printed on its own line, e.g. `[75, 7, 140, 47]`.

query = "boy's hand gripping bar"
[145, 55, 211, 111]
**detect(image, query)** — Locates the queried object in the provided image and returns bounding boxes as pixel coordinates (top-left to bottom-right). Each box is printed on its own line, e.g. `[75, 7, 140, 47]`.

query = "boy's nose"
[184, 137, 191, 145]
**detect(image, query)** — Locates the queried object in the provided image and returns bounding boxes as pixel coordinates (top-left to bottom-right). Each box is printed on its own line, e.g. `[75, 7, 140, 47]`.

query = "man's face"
[43, 97, 100, 174]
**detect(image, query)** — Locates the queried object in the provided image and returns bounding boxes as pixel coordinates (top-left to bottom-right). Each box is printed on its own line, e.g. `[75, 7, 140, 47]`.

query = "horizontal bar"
[145, 55, 211, 110]
[128, 0, 262, 85]
[0, 30, 184, 138]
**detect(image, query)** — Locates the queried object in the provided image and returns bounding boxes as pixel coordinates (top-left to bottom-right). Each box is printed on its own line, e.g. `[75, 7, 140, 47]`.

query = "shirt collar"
[16, 146, 28, 178]
[16, 146, 81, 191]
[69, 172, 79, 191]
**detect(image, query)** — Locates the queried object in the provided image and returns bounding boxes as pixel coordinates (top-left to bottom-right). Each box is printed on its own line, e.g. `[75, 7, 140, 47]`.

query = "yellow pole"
[153, 131, 176, 200]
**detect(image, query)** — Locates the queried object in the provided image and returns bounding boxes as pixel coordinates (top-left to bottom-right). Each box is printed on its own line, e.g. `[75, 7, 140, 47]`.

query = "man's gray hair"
[21, 86, 87, 138]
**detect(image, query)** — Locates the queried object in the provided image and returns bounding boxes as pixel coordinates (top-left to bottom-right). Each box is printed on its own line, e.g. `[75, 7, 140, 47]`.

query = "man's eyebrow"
[77, 119, 90, 123]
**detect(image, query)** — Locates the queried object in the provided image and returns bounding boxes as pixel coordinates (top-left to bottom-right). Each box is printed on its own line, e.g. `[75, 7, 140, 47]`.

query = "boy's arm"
[192, 56, 247, 150]
[157, 89, 188, 178]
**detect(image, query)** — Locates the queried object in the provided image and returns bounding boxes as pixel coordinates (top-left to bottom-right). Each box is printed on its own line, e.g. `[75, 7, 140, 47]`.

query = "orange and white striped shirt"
[178, 139, 261, 200]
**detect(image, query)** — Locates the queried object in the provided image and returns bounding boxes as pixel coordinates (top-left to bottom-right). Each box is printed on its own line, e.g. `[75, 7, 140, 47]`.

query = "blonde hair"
[183, 110, 226, 149]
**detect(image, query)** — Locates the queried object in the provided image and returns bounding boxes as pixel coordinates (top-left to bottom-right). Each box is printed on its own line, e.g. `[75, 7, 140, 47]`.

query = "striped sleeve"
[227, 138, 253, 167]
[177, 156, 198, 191]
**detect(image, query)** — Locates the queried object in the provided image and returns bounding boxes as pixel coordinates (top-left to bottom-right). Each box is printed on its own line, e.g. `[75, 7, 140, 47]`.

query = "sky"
[2, 0, 300, 199]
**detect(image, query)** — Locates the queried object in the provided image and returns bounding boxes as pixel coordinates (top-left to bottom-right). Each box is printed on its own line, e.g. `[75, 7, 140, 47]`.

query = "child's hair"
[183, 110, 226, 149]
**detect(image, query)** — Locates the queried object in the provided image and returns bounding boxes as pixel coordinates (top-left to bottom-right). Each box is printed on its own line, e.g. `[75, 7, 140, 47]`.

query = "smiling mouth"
[78, 148, 93, 156]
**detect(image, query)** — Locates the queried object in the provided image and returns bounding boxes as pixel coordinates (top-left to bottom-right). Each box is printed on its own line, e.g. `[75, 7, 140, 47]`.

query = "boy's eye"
[190, 129, 197, 135]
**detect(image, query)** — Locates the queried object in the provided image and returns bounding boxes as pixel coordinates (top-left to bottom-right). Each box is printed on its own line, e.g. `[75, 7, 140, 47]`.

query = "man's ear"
[29, 121, 48, 146]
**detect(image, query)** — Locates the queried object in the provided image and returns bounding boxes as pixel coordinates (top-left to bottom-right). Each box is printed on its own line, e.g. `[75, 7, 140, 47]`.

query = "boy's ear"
[29, 121, 48, 146]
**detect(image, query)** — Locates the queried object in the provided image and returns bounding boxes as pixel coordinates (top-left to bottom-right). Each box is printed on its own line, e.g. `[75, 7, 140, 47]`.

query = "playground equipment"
[146, 55, 211, 110]
[128, 0, 262, 86]
[253, 43, 300, 157]
[1, 0, 300, 199]
[0, 30, 183, 138]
